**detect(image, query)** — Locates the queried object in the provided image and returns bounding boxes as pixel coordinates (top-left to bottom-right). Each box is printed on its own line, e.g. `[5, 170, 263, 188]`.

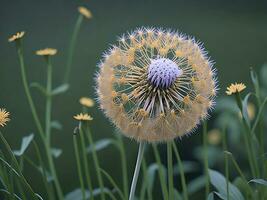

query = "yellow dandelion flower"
[36, 48, 57, 56]
[226, 83, 246, 95]
[78, 6, 92, 19]
[0, 108, 10, 127]
[207, 129, 221, 145]
[79, 97, 95, 107]
[8, 31, 25, 42]
[73, 113, 93, 121]
[96, 27, 218, 142]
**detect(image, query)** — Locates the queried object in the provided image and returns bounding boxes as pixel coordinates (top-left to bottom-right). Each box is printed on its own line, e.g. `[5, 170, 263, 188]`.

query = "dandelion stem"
[79, 125, 94, 200]
[64, 15, 84, 83]
[172, 142, 188, 200]
[15, 41, 45, 140]
[167, 142, 174, 200]
[44, 56, 64, 200]
[129, 141, 145, 200]
[203, 121, 210, 198]
[85, 124, 105, 200]
[73, 134, 86, 200]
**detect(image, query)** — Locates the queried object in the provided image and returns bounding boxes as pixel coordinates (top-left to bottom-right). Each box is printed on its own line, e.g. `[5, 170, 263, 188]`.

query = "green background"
[1, 0, 267, 196]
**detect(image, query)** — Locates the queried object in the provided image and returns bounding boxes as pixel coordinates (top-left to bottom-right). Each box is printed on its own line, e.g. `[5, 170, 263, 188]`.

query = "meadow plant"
[0, 5, 267, 200]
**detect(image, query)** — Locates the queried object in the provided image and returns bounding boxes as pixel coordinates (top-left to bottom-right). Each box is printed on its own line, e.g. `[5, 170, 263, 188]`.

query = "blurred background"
[1, 0, 267, 197]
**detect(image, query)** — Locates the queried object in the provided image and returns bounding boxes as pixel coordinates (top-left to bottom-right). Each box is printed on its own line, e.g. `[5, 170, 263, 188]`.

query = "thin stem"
[129, 142, 145, 200]
[117, 134, 129, 199]
[64, 15, 84, 83]
[222, 130, 229, 200]
[79, 125, 94, 200]
[167, 142, 174, 200]
[73, 134, 86, 200]
[15, 41, 45, 140]
[152, 144, 169, 200]
[44, 56, 64, 200]
[203, 121, 210, 198]
[172, 142, 188, 200]
[85, 124, 105, 200]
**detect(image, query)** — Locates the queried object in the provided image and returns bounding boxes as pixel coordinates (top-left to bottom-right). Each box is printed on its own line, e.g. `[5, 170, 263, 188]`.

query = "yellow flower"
[8, 31, 25, 42]
[226, 83, 246, 95]
[73, 113, 93, 121]
[207, 129, 221, 145]
[0, 108, 10, 127]
[79, 97, 95, 107]
[78, 6, 92, 19]
[36, 48, 57, 56]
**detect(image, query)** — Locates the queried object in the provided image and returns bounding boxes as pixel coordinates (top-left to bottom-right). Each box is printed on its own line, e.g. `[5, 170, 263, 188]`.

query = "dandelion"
[36, 48, 57, 56]
[8, 31, 25, 42]
[73, 113, 93, 121]
[78, 6, 92, 19]
[79, 97, 95, 107]
[96, 27, 218, 142]
[0, 108, 10, 127]
[226, 83, 246, 95]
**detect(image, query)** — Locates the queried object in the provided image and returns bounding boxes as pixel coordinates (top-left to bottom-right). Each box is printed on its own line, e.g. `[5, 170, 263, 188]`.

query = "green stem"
[129, 142, 145, 200]
[64, 15, 84, 83]
[117, 134, 129, 199]
[167, 142, 174, 200]
[172, 142, 188, 200]
[79, 125, 94, 200]
[152, 144, 169, 200]
[222, 130, 229, 200]
[234, 93, 258, 177]
[44, 56, 64, 200]
[85, 124, 105, 200]
[73, 134, 86, 200]
[203, 121, 210, 198]
[15, 41, 45, 140]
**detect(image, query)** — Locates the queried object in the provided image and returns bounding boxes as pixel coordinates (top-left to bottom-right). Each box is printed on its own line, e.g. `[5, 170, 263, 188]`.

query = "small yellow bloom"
[207, 129, 221, 145]
[73, 113, 93, 121]
[0, 108, 10, 127]
[226, 83, 246, 95]
[8, 31, 25, 42]
[79, 97, 95, 108]
[78, 6, 92, 19]
[36, 48, 57, 56]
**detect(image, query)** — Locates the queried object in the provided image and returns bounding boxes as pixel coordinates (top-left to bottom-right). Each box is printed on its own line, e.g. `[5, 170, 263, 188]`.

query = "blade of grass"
[203, 121, 210, 198]
[172, 142, 189, 200]
[222, 129, 229, 200]
[167, 142, 174, 200]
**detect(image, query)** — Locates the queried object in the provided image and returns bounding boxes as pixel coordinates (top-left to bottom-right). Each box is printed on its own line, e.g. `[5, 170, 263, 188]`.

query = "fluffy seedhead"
[96, 27, 218, 142]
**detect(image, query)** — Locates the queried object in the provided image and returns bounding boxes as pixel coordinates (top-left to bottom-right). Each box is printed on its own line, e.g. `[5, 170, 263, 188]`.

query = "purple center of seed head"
[148, 58, 183, 88]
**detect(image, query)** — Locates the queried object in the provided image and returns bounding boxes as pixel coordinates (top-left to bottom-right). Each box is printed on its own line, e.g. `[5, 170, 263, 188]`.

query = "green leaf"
[0, 189, 22, 200]
[242, 93, 252, 128]
[147, 163, 159, 191]
[51, 84, 69, 96]
[50, 148, 62, 158]
[207, 192, 214, 200]
[13, 134, 34, 156]
[249, 179, 267, 186]
[30, 82, 47, 96]
[173, 189, 183, 200]
[187, 175, 206, 194]
[208, 169, 245, 200]
[87, 139, 114, 153]
[51, 120, 62, 130]
[65, 188, 113, 200]
[173, 161, 199, 175]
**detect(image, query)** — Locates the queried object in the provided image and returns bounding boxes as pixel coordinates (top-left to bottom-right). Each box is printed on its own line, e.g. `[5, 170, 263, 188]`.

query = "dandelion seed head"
[0, 108, 10, 127]
[96, 27, 218, 142]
